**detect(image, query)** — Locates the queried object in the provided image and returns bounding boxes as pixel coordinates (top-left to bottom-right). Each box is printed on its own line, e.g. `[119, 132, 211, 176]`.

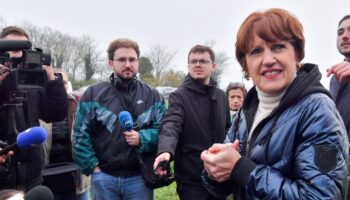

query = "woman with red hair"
[201, 8, 349, 199]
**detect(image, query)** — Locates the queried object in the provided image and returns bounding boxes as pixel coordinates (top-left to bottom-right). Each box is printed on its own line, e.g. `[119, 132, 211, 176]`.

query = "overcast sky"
[1, 0, 348, 89]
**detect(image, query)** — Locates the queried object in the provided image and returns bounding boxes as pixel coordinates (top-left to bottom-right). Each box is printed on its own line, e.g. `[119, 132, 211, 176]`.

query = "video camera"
[0, 40, 51, 91]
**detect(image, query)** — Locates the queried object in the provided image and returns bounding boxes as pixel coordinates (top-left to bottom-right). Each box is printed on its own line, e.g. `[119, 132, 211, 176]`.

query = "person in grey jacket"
[327, 15, 350, 146]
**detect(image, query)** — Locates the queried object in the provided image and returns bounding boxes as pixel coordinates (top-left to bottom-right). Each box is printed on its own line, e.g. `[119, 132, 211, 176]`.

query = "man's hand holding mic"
[201, 140, 240, 182]
[124, 130, 140, 146]
[118, 111, 140, 147]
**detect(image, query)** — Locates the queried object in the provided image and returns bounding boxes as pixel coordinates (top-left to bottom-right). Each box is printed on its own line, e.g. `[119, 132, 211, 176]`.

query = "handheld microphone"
[0, 126, 47, 155]
[118, 111, 133, 131]
[24, 185, 54, 200]
[0, 40, 32, 52]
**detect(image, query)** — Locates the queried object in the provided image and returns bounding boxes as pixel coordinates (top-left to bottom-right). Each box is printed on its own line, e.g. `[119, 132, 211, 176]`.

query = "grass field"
[154, 181, 179, 200]
[154, 161, 179, 200]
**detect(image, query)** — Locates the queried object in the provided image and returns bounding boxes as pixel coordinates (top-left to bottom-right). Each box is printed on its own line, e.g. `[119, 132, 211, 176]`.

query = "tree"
[68, 38, 85, 81]
[94, 56, 112, 81]
[159, 69, 185, 87]
[212, 51, 230, 83]
[139, 56, 155, 83]
[80, 36, 99, 81]
[145, 44, 176, 85]
[204, 40, 231, 84]
[139, 56, 154, 77]
[19, 21, 74, 70]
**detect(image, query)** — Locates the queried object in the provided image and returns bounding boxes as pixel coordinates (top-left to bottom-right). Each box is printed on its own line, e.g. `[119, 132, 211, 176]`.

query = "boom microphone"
[0, 126, 47, 155]
[0, 40, 32, 52]
[118, 111, 133, 131]
[24, 185, 54, 200]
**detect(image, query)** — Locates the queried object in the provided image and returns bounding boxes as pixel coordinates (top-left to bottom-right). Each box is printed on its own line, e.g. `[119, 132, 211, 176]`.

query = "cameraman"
[0, 26, 68, 191]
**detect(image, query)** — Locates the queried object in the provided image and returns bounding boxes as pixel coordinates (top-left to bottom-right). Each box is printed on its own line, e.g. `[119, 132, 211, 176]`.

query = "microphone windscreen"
[24, 185, 53, 200]
[0, 40, 32, 52]
[118, 111, 133, 131]
[17, 127, 47, 149]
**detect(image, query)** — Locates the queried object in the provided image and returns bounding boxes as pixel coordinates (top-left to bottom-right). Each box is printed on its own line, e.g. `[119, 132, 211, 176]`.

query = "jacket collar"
[182, 74, 217, 95]
[110, 73, 137, 90]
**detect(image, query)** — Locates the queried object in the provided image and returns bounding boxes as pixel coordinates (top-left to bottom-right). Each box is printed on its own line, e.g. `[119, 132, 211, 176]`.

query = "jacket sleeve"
[225, 97, 231, 133]
[157, 92, 184, 157]
[72, 88, 98, 176]
[39, 76, 69, 122]
[138, 93, 167, 154]
[231, 96, 349, 199]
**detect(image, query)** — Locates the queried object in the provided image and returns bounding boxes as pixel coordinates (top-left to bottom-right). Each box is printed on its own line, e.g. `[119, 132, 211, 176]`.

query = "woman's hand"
[201, 141, 241, 182]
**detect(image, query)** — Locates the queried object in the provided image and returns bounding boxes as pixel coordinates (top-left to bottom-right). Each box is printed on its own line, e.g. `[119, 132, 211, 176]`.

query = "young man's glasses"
[188, 59, 211, 65]
[113, 57, 138, 65]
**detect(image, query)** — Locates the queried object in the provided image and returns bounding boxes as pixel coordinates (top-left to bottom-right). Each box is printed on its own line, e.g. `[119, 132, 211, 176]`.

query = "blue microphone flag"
[118, 111, 133, 131]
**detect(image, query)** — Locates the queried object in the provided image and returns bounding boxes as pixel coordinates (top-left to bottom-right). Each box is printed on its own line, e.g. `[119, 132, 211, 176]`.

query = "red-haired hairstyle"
[235, 8, 305, 79]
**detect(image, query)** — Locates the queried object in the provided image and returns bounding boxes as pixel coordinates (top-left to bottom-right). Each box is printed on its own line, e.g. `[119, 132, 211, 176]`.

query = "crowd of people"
[0, 8, 349, 200]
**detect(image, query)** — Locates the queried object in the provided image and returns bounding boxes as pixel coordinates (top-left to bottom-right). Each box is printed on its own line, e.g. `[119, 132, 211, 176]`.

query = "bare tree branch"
[145, 44, 176, 85]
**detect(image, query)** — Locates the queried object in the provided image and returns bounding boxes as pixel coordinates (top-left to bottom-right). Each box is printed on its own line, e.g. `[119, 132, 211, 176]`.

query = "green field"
[154, 181, 179, 200]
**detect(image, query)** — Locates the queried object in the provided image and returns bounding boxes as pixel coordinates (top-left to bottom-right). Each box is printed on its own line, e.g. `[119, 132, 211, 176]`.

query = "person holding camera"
[0, 26, 68, 191]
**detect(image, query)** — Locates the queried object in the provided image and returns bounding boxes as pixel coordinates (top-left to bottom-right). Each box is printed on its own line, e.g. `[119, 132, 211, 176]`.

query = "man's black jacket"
[158, 75, 231, 186]
[0, 76, 68, 191]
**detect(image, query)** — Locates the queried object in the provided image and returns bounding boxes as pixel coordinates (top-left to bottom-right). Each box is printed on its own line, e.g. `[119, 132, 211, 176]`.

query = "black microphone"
[0, 40, 32, 52]
[118, 111, 133, 131]
[0, 127, 47, 155]
[24, 185, 54, 200]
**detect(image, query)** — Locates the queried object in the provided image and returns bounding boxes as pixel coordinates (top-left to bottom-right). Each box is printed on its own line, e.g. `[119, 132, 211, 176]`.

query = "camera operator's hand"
[0, 149, 14, 164]
[0, 64, 10, 85]
[42, 65, 55, 81]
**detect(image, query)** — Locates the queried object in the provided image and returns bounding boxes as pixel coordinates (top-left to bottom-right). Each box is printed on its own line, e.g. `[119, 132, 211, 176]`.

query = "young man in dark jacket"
[154, 45, 231, 200]
[327, 14, 350, 200]
[0, 26, 68, 191]
[327, 15, 350, 142]
[72, 38, 165, 200]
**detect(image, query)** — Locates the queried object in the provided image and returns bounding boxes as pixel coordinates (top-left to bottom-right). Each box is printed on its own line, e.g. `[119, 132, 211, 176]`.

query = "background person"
[154, 45, 231, 200]
[41, 69, 90, 200]
[327, 15, 350, 142]
[225, 82, 246, 121]
[201, 8, 349, 199]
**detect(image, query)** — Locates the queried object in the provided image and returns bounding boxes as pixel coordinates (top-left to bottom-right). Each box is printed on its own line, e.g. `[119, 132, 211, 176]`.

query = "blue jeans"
[91, 172, 153, 200]
[78, 189, 90, 200]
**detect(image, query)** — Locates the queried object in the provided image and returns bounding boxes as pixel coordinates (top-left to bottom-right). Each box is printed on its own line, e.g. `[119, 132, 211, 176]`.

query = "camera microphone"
[24, 185, 54, 200]
[0, 126, 47, 155]
[118, 111, 133, 131]
[0, 40, 32, 52]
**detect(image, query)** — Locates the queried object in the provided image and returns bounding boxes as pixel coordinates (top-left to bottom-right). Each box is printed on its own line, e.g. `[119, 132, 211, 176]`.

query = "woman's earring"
[297, 63, 302, 69]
